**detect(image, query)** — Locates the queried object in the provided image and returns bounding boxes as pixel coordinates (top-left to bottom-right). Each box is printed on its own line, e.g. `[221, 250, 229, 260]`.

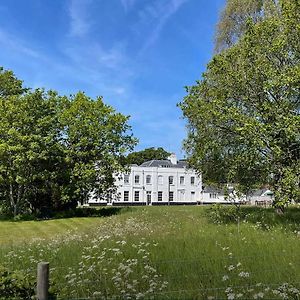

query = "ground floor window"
[124, 191, 129, 201]
[134, 191, 139, 201]
[169, 191, 174, 201]
[158, 191, 163, 201]
[209, 193, 217, 199]
[191, 191, 195, 201]
[146, 191, 151, 202]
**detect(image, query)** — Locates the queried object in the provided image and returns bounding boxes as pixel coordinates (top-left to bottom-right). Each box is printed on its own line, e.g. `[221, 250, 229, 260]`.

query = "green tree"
[180, 0, 300, 207]
[215, 0, 280, 53]
[126, 147, 171, 166]
[60, 92, 137, 204]
[0, 68, 137, 216]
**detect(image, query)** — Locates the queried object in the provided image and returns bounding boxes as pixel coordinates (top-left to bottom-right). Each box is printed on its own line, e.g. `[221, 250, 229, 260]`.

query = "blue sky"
[0, 0, 224, 157]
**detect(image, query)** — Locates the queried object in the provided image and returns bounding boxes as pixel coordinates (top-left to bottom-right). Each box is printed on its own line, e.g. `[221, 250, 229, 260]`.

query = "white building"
[89, 153, 202, 206]
[201, 185, 246, 204]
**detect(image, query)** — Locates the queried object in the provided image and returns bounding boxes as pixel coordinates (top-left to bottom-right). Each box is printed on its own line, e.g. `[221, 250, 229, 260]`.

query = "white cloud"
[120, 0, 137, 12]
[68, 0, 92, 37]
[137, 0, 189, 54]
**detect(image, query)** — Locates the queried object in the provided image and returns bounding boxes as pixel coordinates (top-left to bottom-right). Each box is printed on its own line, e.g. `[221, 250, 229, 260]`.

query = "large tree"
[0, 68, 137, 216]
[180, 0, 300, 207]
[126, 147, 171, 166]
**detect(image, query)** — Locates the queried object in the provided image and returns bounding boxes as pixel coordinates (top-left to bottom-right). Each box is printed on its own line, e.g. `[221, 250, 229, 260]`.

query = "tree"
[0, 68, 137, 216]
[59, 92, 137, 204]
[180, 0, 300, 208]
[214, 0, 280, 53]
[126, 147, 171, 166]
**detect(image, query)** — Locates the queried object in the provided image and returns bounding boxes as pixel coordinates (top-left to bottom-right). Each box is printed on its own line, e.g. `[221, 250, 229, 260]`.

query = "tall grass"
[1, 206, 299, 299]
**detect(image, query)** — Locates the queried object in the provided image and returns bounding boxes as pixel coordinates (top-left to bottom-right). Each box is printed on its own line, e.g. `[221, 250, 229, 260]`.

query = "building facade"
[89, 154, 202, 205]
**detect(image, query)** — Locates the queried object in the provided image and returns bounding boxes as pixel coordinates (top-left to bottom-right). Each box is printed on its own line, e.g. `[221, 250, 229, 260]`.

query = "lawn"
[1, 206, 300, 299]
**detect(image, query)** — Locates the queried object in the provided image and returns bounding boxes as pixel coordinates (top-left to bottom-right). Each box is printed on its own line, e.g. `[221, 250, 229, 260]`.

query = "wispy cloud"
[137, 0, 189, 54]
[120, 0, 137, 12]
[68, 0, 92, 37]
[0, 28, 42, 59]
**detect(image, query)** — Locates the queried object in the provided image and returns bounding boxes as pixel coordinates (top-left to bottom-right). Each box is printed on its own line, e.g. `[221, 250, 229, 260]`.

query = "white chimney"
[168, 153, 177, 165]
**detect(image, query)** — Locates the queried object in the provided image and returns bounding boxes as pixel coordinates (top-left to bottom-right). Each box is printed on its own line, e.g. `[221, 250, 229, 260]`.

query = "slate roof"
[250, 189, 273, 197]
[140, 159, 187, 168]
[202, 186, 225, 196]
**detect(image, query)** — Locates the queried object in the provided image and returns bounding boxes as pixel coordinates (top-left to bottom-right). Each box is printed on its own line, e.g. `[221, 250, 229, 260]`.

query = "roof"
[250, 189, 273, 197]
[202, 186, 225, 196]
[140, 159, 187, 168]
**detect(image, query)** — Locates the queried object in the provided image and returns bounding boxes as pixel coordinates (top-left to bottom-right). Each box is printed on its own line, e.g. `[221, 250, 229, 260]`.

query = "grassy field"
[1, 206, 300, 299]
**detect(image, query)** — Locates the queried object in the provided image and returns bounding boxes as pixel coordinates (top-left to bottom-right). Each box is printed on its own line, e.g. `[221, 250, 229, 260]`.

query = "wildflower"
[238, 271, 250, 278]
[228, 265, 235, 271]
[227, 293, 235, 299]
[253, 292, 264, 299]
[222, 275, 229, 281]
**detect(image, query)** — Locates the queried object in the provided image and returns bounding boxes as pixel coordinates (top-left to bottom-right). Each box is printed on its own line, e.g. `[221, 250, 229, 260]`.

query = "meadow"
[1, 206, 300, 299]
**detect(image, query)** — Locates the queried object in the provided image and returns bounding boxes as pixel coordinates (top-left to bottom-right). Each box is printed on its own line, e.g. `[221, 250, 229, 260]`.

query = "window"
[124, 191, 129, 201]
[158, 191, 163, 201]
[146, 191, 151, 202]
[134, 191, 139, 201]
[124, 174, 129, 184]
[169, 176, 174, 185]
[158, 175, 163, 185]
[209, 193, 217, 199]
[191, 191, 195, 201]
[146, 175, 151, 184]
[180, 176, 185, 185]
[191, 176, 195, 185]
[135, 175, 140, 184]
[169, 191, 174, 201]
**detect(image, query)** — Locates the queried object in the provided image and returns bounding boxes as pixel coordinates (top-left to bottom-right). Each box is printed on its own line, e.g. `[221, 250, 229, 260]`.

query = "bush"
[206, 204, 243, 224]
[0, 266, 35, 299]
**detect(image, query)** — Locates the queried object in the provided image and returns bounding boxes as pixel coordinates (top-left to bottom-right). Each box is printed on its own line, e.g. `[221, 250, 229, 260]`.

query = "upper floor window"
[135, 175, 140, 184]
[180, 176, 185, 185]
[191, 176, 195, 185]
[124, 174, 129, 184]
[146, 175, 151, 184]
[169, 176, 174, 185]
[158, 175, 163, 185]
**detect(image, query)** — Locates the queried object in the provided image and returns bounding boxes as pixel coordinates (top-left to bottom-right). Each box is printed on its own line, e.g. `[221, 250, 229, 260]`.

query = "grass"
[1, 206, 300, 299]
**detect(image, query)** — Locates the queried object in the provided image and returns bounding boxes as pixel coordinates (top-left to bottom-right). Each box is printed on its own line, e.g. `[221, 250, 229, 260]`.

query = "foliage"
[0, 265, 35, 299]
[0, 67, 137, 217]
[125, 147, 171, 166]
[180, 0, 300, 207]
[215, 0, 280, 53]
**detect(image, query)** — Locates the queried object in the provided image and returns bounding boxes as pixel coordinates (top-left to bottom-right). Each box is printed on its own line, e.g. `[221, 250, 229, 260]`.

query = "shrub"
[0, 266, 35, 299]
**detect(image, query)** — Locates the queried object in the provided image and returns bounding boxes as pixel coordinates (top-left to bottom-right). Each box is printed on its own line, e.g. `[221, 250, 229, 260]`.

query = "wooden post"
[37, 262, 49, 300]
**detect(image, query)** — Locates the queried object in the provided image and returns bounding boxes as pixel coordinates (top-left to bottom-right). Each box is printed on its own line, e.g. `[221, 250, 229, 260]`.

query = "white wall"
[91, 166, 202, 205]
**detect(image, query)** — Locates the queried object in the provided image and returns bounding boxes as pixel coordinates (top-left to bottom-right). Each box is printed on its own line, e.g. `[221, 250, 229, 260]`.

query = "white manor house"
[89, 153, 202, 206]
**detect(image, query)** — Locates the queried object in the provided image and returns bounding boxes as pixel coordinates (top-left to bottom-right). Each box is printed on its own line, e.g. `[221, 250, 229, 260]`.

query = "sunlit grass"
[1, 206, 300, 299]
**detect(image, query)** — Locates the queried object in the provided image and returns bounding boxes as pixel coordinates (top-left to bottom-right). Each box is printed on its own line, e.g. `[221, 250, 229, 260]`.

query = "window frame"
[124, 191, 129, 201]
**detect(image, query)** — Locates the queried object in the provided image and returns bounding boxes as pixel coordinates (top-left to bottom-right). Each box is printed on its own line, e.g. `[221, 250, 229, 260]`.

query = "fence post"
[37, 262, 49, 300]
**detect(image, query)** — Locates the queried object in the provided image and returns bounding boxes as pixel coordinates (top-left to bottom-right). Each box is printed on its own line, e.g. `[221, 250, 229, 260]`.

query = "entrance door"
[146, 191, 151, 205]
